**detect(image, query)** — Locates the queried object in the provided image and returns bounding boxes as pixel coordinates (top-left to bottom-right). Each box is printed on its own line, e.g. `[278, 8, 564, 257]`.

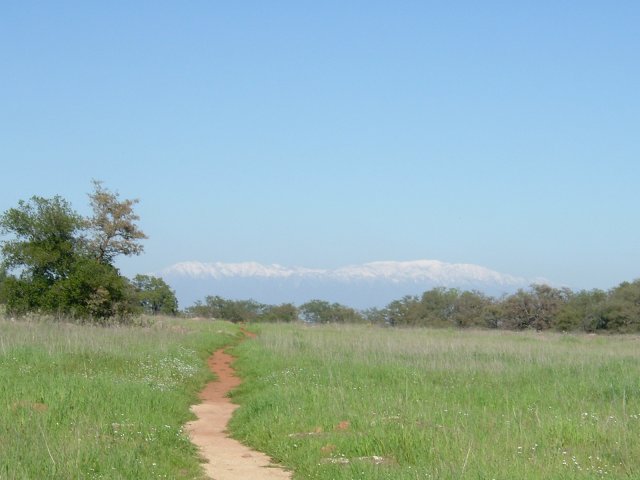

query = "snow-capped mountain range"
[160, 260, 539, 309]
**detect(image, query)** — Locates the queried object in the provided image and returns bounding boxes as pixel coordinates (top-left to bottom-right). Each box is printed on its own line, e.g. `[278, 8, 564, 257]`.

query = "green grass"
[0, 317, 240, 480]
[230, 324, 640, 479]
[4, 319, 640, 479]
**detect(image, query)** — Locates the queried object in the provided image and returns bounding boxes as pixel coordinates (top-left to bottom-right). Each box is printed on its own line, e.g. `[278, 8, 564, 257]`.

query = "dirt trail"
[186, 333, 292, 480]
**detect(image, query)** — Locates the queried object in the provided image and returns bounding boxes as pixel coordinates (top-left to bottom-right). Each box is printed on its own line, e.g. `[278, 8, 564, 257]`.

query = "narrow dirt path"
[186, 333, 292, 480]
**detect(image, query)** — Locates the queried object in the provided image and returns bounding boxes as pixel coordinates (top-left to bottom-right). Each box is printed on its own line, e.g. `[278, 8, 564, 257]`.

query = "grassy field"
[3, 319, 639, 479]
[230, 324, 640, 479]
[0, 317, 240, 480]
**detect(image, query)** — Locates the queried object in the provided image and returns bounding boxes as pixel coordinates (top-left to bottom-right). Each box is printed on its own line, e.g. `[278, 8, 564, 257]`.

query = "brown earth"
[186, 339, 292, 480]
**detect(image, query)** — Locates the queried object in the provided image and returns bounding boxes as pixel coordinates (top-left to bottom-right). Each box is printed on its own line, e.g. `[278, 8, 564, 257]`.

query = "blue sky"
[1, 1, 639, 292]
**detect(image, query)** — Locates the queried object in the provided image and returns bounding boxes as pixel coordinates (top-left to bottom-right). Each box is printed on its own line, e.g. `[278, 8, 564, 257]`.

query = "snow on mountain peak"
[162, 259, 526, 286]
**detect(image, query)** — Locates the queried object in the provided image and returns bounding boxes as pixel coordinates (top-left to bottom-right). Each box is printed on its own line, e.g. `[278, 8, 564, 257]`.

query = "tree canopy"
[0, 183, 149, 322]
[132, 274, 178, 316]
[0, 195, 84, 282]
[86, 180, 147, 264]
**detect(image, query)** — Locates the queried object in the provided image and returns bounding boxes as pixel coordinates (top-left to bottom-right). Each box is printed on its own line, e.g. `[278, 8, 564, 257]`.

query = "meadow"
[2, 319, 640, 479]
[230, 324, 640, 479]
[0, 317, 240, 480]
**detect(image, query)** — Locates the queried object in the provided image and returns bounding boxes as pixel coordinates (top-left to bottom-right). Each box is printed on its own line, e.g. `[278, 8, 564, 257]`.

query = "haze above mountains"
[160, 260, 542, 310]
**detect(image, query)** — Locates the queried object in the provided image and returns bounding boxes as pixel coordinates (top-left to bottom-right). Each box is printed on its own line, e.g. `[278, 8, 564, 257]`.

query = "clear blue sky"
[1, 1, 638, 291]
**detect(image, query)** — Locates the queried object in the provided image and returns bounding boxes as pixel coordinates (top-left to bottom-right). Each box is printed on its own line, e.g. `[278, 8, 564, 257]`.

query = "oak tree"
[132, 274, 178, 315]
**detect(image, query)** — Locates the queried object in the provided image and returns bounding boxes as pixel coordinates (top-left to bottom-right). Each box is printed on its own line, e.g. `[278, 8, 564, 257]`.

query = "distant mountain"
[159, 260, 538, 310]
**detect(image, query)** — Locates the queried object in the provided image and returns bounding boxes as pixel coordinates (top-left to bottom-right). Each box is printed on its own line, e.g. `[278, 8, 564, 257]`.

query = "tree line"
[3, 184, 638, 332]
[185, 281, 640, 333]
[186, 296, 361, 324]
[0, 183, 178, 322]
[368, 283, 640, 332]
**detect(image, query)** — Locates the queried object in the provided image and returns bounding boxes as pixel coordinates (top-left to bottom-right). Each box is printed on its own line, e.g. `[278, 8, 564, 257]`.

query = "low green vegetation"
[230, 323, 640, 479]
[0, 317, 240, 479]
[187, 280, 640, 333]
